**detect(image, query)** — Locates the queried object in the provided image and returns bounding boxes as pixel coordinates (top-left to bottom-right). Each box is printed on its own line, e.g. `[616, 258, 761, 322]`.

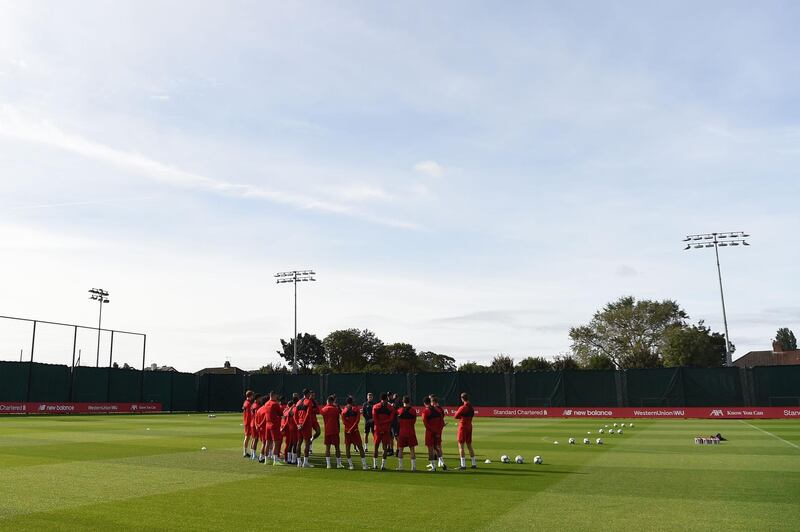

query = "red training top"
[242, 399, 252, 426]
[254, 404, 268, 434]
[265, 399, 282, 429]
[372, 401, 395, 433]
[294, 397, 314, 429]
[422, 405, 445, 433]
[320, 404, 341, 436]
[454, 402, 474, 429]
[341, 405, 361, 433]
[396, 405, 417, 437]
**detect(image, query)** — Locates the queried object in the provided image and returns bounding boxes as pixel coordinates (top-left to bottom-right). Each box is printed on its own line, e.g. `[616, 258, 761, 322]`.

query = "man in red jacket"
[242, 390, 254, 458]
[422, 395, 447, 471]
[341, 396, 368, 470]
[371, 393, 395, 470]
[320, 395, 344, 469]
[293, 389, 316, 468]
[454, 392, 476, 470]
[395, 396, 418, 471]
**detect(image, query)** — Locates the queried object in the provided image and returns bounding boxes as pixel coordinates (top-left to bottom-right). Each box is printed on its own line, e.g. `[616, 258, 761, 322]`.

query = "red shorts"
[344, 431, 363, 447]
[324, 433, 340, 446]
[267, 426, 281, 442]
[299, 425, 313, 441]
[425, 430, 442, 447]
[398, 434, 418, 448]
[260, 428, 268, 442]
[250, 425, 259, 439]
[457, 426, 472, 444]
[244, 423, 254, 437]
[373, 430, 392, 446]
[289, 427, 299, 445]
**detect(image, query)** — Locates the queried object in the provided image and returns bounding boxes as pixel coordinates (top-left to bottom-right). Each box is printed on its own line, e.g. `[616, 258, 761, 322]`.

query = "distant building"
[733, 341, 800, 367]
[145, 363, 178, 372]
[195, 360, 247, 376]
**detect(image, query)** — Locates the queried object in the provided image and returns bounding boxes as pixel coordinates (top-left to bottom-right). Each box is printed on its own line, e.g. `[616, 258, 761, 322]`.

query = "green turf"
[0, 414, 798, 531]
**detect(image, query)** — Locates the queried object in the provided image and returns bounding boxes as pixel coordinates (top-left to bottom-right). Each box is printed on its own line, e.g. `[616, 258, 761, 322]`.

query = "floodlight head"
[743, 241, 750, 246]
[683, 245, 690, 250]
[693, 244, 703, 249]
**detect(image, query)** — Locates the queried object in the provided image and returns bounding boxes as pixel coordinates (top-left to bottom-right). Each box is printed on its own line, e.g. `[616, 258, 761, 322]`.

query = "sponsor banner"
[0, 402, 162, 414]
[439, 406, 800, 419]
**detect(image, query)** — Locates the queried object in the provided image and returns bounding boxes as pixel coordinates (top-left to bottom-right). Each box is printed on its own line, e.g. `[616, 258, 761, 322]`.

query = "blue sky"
[1, 1, 798, 371]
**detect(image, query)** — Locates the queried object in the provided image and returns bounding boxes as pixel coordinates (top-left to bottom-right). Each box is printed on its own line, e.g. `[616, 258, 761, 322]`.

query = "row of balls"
[494, 455, 543, 464]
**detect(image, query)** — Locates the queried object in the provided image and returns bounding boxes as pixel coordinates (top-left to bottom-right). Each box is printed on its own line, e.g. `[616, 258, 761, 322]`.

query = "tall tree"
[552, 354, 580, 371]
[255, 362, 289, 374]
[380, 343, 423, 373]
[662, 321, 729, 367]
[417, 351, 457, 372]
[582, 354, 615, 370]
[458, 361, 490, 373]
[277, 333, 325, 373]
[569, 296, 687, 369]
[775, 328, 798, 350]
[489, 354, 515, 373]
[322, 329, 384, 373]
[516, 356, 552, 372]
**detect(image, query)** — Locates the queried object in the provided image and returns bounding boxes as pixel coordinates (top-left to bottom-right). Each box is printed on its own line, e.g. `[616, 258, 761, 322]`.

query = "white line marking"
[740, 420, 800, 450]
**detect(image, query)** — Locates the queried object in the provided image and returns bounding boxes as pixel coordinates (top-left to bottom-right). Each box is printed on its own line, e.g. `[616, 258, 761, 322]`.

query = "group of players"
[241, 389, 478, 471]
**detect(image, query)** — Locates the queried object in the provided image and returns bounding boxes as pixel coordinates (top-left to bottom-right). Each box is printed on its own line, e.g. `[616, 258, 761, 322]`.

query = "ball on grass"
[617, 429, 623, 435]
[609, 429, 615, 434]
[596, 438, 603, 445]
[501, 455, 510, 463]
[583, 438, 590, 444]
[598, 428, 604, 434]
[533, 455, 543, 465]
[568, 437, 576, 444]
[515, 455, 524, 464]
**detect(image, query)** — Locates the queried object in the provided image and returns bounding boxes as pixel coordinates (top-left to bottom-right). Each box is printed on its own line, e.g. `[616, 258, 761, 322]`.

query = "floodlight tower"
[683, 231, 750, 366]
[88, 288, 110, 367]
[275, 270, 316, 373]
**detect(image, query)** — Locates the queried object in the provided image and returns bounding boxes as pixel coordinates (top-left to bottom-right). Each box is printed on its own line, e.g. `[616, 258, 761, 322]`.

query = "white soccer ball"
[617, 429, 623, 435]
[613, 422, 617, 427]
[596, 438, 603, 445]
[598, 428, 604, 434]
[533, 455, 542, 464]
[515, 455, 524, 464]
[568, 437, 576, 444]
[501, 455, 510, 463]
[609, 429, 615, 434]
[630, 423, 634, 427]
[620, 423, 626, 427]
[583, 438, 590, 444]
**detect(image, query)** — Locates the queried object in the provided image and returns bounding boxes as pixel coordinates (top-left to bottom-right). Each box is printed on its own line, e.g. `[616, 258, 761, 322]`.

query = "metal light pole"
[683, 231, 750, 366]
[88, 288, 110, 367]
[275, 270, 316, 373]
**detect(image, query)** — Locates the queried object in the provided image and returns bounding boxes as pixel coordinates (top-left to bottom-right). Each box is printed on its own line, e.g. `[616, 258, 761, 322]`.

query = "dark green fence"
[3, 363, 800, 411]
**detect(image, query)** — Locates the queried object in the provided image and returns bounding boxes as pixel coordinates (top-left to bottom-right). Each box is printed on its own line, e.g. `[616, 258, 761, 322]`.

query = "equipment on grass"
[596, 438, 603, 445]
[617, 429, 623, 434]
[515, 455, 524, 464]
[583, 438, 590, 444]
[501, 455, 510, 463]
[609, 429, 615, 434]
[553, 441, 559, 444]
[201, 446, 207, 450]
[533, 456, 542, 464]
[598, 428, 604, 434]
[569, 437, 576, 444]
[613, 423, 617, 427]
[485, 459, 492, 464]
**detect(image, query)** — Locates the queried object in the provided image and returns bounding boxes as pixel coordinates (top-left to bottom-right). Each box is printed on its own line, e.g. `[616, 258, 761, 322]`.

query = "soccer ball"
[515, 455, 524, 464]
[598, 428, 604, 434]
[609, 429, 615, 434]
[613, 422, 617, 427]
[568, 437, 576, 444]
[629, 423, 634, 427]
[620, 423, 626, 427]
[596, 438, 603, 445]
[583, 438, 590, 444]
[533, 455, 542, 464]
[617, 429, 623, 435]
[501, 455, 510, 463]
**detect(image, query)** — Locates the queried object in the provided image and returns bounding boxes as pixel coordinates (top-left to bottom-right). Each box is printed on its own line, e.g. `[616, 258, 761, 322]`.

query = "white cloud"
[0, 106, 418, 229]
[413, 160, 445, 178]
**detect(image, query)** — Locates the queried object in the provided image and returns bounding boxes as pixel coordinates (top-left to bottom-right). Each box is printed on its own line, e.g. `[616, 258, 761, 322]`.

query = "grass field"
[0, 414, 798, 531]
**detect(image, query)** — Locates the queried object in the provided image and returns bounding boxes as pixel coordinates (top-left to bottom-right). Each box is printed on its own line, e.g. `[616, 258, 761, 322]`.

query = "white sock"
[336, 457, 342, 467]
[303, 456, 308, 466]
[438, 457, 444, 466]
[273, 454, 279, 464]
[326, 457, 331, 467]
[397, 459, 403, 470]
[347, 458, 353, 467]
[381, 458, 386, 468]
[471, 456, 477, 466]
[373, 458, 377, 468]
[297, 457, 302, 467]
[361, 457, 367, 468]
[430, 460, 437, 470]
[411, 459, 416, 470]
[460, 457, 466, 467]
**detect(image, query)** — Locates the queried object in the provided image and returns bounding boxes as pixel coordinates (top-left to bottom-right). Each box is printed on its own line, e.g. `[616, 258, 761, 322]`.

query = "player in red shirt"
[371, 392, 395, 470]
[293, 388, 316, 468]
[308, 390, 322, 456]
[422, 395, 447, 471]
[249, 393, 262, 461]
[254, 395, 269, 462]
[242, 390, 254, 458]
[341, 395, 368, 470]
[454, 392, 477, 469]
[395, 396, 418, 471]
[281, 396, 298, 464]
[320, 395, 344, 469]
[264, 392, 286, 466]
